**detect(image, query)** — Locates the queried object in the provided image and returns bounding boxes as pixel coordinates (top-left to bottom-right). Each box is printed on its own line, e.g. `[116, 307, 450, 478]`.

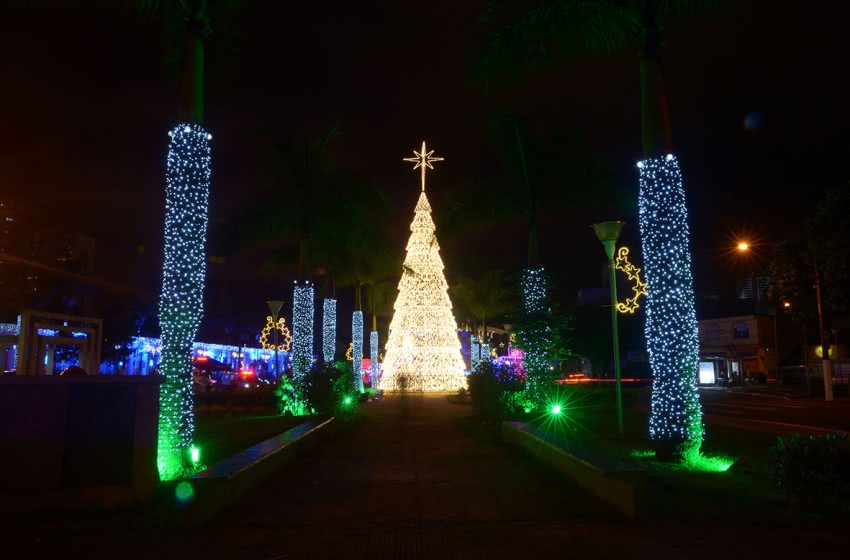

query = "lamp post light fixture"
[267, 300, 284, 379]
[593, 220, 625, 437]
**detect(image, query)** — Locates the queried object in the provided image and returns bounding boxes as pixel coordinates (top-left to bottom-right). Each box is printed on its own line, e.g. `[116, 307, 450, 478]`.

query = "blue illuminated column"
[470, 335, 480, 372]
[370, 330, 379, 389]
[157, 123, 211, 480]
[292, 281, 314, 399]
[480, 340, 490, 365]
[637, 154, 703, 455]
[322, 298, 336, 363]
[352, 311, 364, 392]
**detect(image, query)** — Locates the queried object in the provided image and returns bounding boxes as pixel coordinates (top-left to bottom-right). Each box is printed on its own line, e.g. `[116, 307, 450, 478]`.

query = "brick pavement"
[5, 393, 842, 559]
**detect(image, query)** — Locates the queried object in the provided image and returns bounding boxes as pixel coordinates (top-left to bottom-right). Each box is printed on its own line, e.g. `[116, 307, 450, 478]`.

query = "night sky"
[3, 2, 849, 338]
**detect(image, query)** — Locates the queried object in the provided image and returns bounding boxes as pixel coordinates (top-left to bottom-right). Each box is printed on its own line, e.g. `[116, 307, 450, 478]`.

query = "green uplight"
[344, 396, 353, 405]
[174, 481, 194, 504]
[189, 446, 201, 465]
[551, 404, 562, 415]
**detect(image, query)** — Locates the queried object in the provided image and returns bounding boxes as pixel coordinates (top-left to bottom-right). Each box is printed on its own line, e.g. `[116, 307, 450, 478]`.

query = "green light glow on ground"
[629, 449, 657, 459]
[683, 450, 734, 472]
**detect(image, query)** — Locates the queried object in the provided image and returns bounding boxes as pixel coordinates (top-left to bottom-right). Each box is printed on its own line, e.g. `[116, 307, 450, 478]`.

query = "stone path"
[5, 394, 841, 559]
[169, 394, 840, 559]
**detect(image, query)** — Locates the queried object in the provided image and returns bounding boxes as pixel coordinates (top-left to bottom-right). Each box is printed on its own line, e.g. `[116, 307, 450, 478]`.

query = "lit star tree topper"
[381, 141, 466, 392]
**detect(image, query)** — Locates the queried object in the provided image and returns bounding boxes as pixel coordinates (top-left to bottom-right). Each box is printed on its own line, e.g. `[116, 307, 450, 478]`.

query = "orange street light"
[737, 241, 750, 252]
[783, 301, 791, 309]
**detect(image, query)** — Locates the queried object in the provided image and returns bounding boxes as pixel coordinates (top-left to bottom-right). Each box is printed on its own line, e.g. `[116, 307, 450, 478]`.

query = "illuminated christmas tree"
[380, 141, 466, 392]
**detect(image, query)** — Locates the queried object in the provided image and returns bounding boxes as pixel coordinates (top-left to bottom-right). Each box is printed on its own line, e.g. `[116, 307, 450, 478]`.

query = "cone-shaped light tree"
[381, 142, 466, 392]
[479, 0, 705, 455]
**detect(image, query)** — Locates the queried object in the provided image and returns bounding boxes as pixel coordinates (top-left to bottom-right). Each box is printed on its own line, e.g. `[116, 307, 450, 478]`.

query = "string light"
[614, 247, 647, 314]
[637, 154, 703, 454]
[381, 142, 466, 392]
[157, 123, 211, 480]
[352, 310, 364, 392]
[471, 335, 480, 372]
[289, 281, 313, 414]
[259, 316, 292, 351]
[370, 330, 380, 388]
[517, 267, 554, 410]
[322, 298, 336, 362]
[345, 342, 353, 361]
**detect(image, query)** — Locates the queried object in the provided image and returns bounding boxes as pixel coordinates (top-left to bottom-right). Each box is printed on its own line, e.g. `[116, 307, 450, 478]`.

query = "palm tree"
[127, 0, 240, 479]
[479, 0, 714, 158]
[451, 270, 512, 342]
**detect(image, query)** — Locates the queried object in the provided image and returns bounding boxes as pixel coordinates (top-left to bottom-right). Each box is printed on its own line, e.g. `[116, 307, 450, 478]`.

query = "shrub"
[776, 432, 850, 511]
[467, 361, 525, 420]
[303, 360, 357, 415]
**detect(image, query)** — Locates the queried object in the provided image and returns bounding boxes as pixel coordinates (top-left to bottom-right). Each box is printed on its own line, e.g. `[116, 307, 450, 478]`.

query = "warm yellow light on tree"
[381, 141, 466, 393]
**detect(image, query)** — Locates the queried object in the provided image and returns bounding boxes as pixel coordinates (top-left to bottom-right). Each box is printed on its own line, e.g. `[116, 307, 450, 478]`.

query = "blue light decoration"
[157, 123, 211, 480]
[322, 298, 336, 362]
[370, 330, 379, 389]
[480, 340, 490, 365]
[288, 281, 314, 415]
[352, 310, 364, 392]
[470, 335, 480, 372]
[637, 154, 703, 455]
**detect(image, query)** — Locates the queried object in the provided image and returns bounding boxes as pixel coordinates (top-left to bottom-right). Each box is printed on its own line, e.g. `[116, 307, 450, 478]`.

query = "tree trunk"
[639, 5, 673, 157]
[513, 123, 539, 267]
[178, 2, 207, 124]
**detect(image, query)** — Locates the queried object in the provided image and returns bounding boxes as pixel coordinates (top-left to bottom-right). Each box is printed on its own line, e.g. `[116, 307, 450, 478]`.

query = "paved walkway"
[170, 394, 839, 559]
[7, 394, 840, 559]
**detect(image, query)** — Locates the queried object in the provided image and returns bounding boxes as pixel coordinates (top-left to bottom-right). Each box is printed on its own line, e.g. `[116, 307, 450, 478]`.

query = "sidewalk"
[4, 393, 843, 559]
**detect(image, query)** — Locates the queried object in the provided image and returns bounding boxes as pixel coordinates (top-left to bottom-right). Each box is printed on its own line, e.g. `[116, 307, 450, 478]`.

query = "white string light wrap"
[637, 154, 703, 453]
[157, 123, 211, 480]
[322, 298, 336, 362]
[370, 330, 379, 388]
[470, 335, 480, 372]
[381, 192, 466, 392]
[352, 310, 364, 392]
[292, 281, 314, 398]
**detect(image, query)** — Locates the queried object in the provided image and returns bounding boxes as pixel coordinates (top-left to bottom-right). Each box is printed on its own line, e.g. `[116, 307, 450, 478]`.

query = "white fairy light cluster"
[157, 123, 211, 480]
[370, 330, 380, 388]
[352, 310, 364, 392]
[518, 267, 553, 408]
[322, 298, 336, 362]
[292, 281, 314, 389]
[479, 340, 490, 365]
[637, 154, 703, 452]
[381, 191, 466, 392]
[470, 335, 480, 372]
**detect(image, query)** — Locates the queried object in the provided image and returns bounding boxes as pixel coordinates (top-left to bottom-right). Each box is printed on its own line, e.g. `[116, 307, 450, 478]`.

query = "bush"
[467, 361, 525, 420]
[303, 360, 357, 415]
[776, 432, 850, 511]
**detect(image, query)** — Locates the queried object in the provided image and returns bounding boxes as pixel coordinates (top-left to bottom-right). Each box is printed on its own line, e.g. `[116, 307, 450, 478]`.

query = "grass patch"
[194, 412, 318, 467]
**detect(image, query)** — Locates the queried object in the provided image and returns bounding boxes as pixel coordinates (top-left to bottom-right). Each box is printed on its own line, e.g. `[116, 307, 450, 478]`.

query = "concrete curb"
[502, 421, 646, 519]
[180, 417, 336, 526]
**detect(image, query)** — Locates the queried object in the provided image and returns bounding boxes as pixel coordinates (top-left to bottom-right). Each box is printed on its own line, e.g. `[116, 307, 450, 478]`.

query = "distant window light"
[734, 326, 750, 339]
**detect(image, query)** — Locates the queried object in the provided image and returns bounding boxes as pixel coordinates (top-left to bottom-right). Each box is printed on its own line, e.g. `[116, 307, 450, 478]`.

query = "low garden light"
[189, 446, 201, 465]
[344, 396, 353, 406]
[551, 404, 562, 415]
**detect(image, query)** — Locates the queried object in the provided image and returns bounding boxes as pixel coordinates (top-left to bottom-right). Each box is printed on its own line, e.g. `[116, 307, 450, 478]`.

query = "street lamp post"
[267, 300, 284, 379]
[593, 221, 625, 437]
[813, 268, 834, 401]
